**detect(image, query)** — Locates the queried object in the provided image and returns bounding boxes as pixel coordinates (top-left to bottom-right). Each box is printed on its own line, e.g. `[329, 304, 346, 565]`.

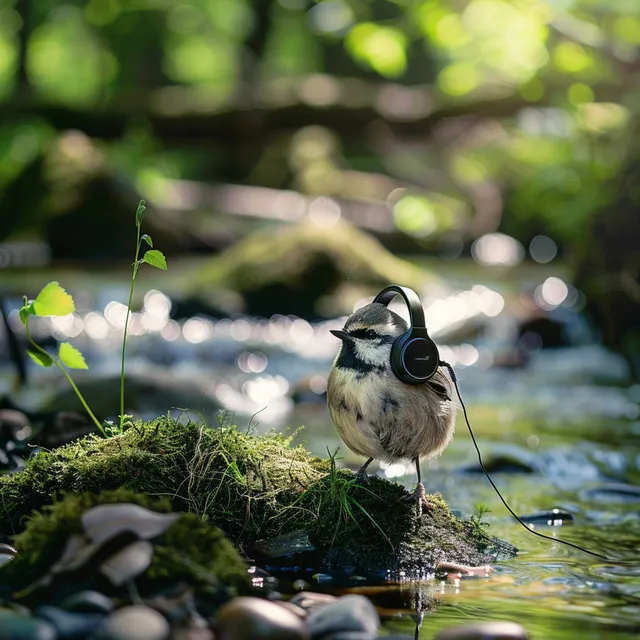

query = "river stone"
[59, 591, 115, 615]
[105, 605, 170, 640]
[306, 595, 379, 640]
[36, 605, 106, 638]
[289, 591, 337, 613]
[0, 553, 15, 568]
[0, 542, 17, 555]
[215, 596, 309, 640]
[435, 621, 528, 639]
[0, 611, 57, 640]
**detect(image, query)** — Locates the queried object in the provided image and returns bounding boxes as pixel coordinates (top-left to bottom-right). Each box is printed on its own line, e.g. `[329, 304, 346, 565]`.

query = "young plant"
[119, 199, 167, 430]
[470, 502, 492, 538]
[19, 282, 106, 437]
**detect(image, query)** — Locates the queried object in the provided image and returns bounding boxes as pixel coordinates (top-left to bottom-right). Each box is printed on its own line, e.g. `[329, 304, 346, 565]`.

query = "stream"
[1, 257, 639, 638]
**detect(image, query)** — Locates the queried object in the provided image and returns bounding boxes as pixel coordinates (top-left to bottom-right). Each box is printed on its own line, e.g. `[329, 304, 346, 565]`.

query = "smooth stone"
[0, 612, 57, 640]
[36, 605, 106, 638]
[306, 595, 379, 639]
[0, 542, 17, 555]
[519, 509, 574, 527]
[435, 621, 528, 639]
[0, 553, 15, 567]
[215, 597, 309, 640]
[289, 592, 337, 613]
[59, 591, 115, 615]
[105, 605, 170, 640]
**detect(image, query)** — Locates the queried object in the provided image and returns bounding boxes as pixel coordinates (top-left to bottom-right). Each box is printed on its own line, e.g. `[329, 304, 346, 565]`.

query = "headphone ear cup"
[390, 330, 440, 384]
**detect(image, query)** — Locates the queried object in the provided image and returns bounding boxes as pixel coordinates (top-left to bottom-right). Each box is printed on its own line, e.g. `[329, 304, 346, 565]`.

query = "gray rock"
[59, 591, 115, 615]
[0, 611, 57, 640]
[306, 595, 379, 640]
[0, 542, 17, 555]
[35, 605, 106, 638]
[435, 621, 528, 639]
[105, 605, 170, 640]
[0, 552, 15, 568]
[215, 597, 309, 640]
[289, 591, 337, 613]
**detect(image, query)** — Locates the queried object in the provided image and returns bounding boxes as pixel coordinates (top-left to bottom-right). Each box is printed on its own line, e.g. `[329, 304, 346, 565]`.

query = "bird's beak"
[330, 329, 351, 341]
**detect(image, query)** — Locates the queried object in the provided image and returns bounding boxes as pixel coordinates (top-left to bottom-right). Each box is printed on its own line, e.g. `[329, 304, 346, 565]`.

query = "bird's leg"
[406, 458, 430, 517]
[355, 457, 374, 484]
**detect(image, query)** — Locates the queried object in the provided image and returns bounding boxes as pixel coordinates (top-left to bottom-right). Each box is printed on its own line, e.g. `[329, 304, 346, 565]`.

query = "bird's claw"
[405, 482, 430, 518]
[355, 467, 370, 484]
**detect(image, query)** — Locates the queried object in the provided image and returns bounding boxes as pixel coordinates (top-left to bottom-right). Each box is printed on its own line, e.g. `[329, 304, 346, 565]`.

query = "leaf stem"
[120, 216, 143, 427]
[25, 321, 106, 437]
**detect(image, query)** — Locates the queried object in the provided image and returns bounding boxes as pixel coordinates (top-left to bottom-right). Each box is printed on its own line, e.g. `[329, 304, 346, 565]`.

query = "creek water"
[1, 258, 639, 638]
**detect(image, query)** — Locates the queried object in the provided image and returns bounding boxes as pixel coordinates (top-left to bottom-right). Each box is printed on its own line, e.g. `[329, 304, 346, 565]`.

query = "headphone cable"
[440, 360, 612, 562]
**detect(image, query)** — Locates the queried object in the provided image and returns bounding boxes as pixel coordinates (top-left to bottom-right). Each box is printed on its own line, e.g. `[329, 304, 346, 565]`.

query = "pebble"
[59, 591, 115, 615]
[435, 621, 528, 639]
[306, 595, 379, 640]
[0, 612, 57, 640]
[215, 596, 309, 640]
[289, 592, 337, 613]
[105, 605, 170, 640]
[36, 605, 106, 638]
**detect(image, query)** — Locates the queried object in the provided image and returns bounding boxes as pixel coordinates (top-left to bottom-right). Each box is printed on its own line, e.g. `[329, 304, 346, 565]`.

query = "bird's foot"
[405, 482, 430, 518]
[355, 466, 370, 484]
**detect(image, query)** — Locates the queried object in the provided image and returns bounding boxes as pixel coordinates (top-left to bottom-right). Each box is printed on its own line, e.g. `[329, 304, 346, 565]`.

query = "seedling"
[19, 282, 106, 437]
[470, 502, 492, 538]
[119, 199, 167, 430]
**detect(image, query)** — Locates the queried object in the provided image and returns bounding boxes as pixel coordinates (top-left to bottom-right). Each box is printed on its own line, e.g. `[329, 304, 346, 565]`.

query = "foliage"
[0, 416, 501, 571]
[470, 502, 492, 547]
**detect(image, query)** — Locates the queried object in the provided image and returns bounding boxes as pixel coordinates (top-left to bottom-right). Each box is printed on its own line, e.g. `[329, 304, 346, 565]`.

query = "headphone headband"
[372, 285, 427, 329]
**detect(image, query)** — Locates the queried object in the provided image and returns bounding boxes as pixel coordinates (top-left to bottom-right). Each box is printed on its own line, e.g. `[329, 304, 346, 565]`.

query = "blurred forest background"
[1, 0, 639, 372]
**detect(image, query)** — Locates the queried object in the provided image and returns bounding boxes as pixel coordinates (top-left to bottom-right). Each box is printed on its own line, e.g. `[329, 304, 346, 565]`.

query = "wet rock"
[519, 509, 574, 527]
[306, 594, 379, 640]
[435, 621, 528, 639]
[59, 591, 115, 615]
[289, 591, 337, 613]
[0, 542, 18, 556]
[459, 453, 535, 475]
[215, 596, 309, 640]
[582, 483, 640, 503]
[105, 605, 170, 640]
[36, 605, 106, 638]
[0, 611, 57, 640]
[0, 553, 15, 568]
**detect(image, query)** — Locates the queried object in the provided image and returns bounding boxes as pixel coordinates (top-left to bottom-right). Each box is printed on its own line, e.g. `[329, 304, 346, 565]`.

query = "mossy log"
[0, 417, 509, 574]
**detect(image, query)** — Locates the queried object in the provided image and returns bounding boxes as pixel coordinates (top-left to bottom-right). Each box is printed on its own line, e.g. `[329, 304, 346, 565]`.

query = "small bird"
[327, 302, 457, 515]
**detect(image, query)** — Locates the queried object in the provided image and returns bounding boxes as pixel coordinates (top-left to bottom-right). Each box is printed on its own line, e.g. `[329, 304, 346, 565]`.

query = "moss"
[0, 488, 248, 604]
[0, 417, 508, 572]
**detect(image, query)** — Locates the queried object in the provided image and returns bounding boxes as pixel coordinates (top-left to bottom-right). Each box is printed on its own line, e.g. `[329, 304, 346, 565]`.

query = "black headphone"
[373, 285, 440, 384]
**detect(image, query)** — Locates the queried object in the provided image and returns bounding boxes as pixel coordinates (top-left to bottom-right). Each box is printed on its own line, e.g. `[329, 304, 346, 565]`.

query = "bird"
[327, 302, 457, 516]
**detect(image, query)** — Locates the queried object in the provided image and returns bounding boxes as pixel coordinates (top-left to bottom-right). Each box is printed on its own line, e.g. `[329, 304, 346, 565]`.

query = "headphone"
[373, 285, 440, 384]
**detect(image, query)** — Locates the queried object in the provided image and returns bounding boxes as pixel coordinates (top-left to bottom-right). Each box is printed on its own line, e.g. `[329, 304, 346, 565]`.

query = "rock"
[289, 591, 337, 613]
[0, 553, 15, 568]
[435, 621, 528, 639]
[215, 596, 309, 640]
[35, 605, 106, 638]
[59, 591, 115, 615]
[0, 542, 17, 555]
[459, 453, 535, 475]
[582, 483, 640, 503]
[0, 611, 57, 640]
[306, 595, 379, 640]
[519, 509, 574, 527]
[105, 605, 170, 640]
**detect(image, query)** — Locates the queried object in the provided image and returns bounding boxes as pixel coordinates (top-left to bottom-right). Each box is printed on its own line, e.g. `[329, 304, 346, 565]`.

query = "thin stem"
[54, 362, 106, 437]
[120, 221, 142, 427]
[25, 321, 106, 437]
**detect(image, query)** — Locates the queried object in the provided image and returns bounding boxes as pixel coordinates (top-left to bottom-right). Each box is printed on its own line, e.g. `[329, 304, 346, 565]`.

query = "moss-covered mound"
[0, 488, 248, 605]
[0, 417, 502, 572]
[192, 218, 433, 316]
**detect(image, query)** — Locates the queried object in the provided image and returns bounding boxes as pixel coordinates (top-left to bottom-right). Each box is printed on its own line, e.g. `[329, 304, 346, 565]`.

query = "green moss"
[0, 488, 248, 603]
[0, 417, 505, 571]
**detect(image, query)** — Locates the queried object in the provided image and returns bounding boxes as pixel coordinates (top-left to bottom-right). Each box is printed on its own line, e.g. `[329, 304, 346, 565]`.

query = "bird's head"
[331, 302, 407, 367]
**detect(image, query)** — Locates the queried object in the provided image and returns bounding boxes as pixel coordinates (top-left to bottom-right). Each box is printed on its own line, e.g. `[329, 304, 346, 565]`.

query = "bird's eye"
[365, 329, 377, 339]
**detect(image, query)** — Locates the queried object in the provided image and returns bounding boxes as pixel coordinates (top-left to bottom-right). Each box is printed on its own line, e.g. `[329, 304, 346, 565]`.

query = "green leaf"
[135, 199, 146, 226]
[32, 282, 75, 317]
[58, 342, 88, 369]
[27, 349, 53, 367]
[141, 234, 153, 247]
[142, 249, 167, 270]
[19, 303, 35, 325]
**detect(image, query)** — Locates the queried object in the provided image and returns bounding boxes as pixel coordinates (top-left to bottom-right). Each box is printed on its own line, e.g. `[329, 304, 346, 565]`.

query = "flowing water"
[1, 258, 639, 638]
